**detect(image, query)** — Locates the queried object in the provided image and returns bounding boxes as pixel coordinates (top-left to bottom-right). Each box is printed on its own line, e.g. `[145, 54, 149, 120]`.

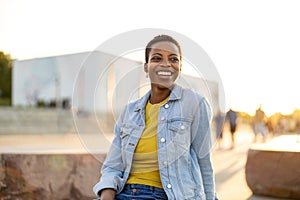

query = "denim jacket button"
[163, 161, 168, 166]
[160, 117, 165, 121]
[160, 138, 166, 143]
[166, 184, 172, 189]
[180, 125, 185, 130]
[164, 104, 169, 109]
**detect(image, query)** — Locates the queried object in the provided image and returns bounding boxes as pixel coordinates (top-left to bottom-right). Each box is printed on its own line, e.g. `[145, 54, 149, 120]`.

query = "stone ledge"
[0, 107, 115, 135]
[245, 136, 300, 199]
[0, 107, 74, 134]
[0, 153, 105, 200]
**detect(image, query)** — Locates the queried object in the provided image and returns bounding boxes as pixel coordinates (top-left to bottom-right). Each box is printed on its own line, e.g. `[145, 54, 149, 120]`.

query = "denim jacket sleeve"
[93, 109, 126, 196]
[191, 97, 216, 200]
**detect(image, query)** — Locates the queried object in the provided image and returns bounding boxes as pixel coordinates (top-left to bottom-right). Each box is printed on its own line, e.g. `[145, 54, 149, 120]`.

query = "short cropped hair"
[145, 35, 182, 63]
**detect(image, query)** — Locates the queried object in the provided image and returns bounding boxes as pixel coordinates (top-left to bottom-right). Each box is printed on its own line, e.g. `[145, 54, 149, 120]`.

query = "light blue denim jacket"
[93, 84, 217, 200]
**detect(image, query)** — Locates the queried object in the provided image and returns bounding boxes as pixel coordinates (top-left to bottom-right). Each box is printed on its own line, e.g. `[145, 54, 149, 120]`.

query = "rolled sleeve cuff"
[93, 176, 117, 196]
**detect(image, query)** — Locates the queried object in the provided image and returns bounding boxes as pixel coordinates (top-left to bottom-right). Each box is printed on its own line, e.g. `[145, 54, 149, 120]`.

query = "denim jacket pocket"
[168, 119, 192, 149]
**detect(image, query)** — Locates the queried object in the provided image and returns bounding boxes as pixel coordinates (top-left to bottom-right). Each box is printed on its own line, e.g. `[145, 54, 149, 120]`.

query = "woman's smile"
[156, 69, 174, 78]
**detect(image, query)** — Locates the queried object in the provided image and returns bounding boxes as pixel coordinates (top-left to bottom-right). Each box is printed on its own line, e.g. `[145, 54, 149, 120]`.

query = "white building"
[13, 51, 220, 116]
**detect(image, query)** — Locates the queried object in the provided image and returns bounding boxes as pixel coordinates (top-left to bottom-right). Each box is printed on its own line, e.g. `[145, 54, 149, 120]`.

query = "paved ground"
[211, 125, 288, 200]
[0, 124, 294, 200]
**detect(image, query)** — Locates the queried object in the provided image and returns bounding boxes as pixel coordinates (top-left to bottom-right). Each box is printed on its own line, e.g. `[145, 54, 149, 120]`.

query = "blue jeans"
[115, 184, 168, 200]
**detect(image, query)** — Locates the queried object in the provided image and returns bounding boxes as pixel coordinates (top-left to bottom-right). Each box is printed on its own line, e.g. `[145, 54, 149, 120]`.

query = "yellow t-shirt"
[126, 97, 169, 188]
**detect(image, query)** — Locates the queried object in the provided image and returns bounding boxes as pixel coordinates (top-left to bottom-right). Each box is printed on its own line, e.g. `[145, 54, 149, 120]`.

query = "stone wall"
[0, 153, 105, 200]
[0, 107, 115, 199]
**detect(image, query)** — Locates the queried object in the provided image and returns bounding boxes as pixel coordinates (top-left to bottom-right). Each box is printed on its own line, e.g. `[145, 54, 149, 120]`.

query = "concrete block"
[245, 149, 300, 199]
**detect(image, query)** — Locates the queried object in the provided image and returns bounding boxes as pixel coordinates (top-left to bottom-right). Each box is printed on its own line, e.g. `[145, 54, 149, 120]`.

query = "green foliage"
[0, 98, 10, 106]
[0, 51, 12, 105]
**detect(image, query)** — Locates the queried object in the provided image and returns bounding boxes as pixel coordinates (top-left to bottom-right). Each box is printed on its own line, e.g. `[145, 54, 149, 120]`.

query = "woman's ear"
[144, 63, 148, 73]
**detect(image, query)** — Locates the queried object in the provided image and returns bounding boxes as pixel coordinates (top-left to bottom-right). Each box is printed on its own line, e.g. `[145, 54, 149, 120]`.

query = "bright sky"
[1, 0, 300, 116]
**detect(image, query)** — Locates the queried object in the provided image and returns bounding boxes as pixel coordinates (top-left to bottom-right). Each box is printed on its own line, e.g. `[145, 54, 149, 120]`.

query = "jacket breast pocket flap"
[168, 119, 191, 148]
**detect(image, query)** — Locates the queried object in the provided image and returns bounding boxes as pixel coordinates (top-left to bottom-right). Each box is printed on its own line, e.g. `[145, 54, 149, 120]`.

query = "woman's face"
[144, 41, 181, 89]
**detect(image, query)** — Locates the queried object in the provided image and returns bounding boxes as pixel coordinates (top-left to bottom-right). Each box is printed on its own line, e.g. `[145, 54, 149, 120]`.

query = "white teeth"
[157, 71, 172, 76]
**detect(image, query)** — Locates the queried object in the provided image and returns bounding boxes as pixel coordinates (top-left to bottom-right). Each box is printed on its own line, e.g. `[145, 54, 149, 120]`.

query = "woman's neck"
[149, 84, 173, 104]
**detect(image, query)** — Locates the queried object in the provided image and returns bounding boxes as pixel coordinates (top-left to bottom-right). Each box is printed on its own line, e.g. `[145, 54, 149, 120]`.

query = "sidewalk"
[212, 125, 291, 200]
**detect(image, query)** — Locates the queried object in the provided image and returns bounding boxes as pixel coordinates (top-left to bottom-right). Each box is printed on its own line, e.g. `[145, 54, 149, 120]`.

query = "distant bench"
[0, 107, 74, 134]
[0, 107, 114, 135]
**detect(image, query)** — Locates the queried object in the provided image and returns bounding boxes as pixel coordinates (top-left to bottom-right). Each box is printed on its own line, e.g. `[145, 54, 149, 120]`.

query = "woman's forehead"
[149, 41, 180, 55]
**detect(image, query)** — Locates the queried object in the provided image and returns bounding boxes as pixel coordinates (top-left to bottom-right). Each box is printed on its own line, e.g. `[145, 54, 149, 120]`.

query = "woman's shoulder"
[180, 86, 206, 103]
[179, 86, 211, 113]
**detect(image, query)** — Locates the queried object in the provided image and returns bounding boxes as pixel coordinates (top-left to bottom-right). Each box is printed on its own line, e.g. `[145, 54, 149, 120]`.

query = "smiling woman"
[93, 34, 219, 200]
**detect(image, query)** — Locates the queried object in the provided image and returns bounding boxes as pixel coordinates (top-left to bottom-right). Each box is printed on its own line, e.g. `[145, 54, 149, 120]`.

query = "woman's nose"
[161, 58, 171, 67]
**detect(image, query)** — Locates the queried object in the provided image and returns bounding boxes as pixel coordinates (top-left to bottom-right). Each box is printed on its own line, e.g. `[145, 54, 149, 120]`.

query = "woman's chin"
[152, 82, 175, 90]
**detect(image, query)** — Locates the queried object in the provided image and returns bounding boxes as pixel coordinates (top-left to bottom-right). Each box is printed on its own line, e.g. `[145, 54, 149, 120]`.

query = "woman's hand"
[100, 188, 116, 200]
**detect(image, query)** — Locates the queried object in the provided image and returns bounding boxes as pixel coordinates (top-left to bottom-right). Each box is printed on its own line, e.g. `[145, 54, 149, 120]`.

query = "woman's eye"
[151, 57, 161, 62]
[170, 57, 179, 62]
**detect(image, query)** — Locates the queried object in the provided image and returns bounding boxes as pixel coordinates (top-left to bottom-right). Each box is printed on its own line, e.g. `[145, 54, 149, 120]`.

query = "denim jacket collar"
[134, 84, 183, 112]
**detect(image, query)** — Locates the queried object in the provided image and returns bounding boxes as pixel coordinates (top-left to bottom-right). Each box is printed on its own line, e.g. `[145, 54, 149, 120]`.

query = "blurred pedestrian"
[215, 111, 225, 149]
[226, 108, 237, 149]
[253, 105, 268, 142]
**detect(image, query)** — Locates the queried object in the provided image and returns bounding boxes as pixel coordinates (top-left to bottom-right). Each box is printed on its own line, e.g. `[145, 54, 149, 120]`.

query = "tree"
[0, 51, 12, 105]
